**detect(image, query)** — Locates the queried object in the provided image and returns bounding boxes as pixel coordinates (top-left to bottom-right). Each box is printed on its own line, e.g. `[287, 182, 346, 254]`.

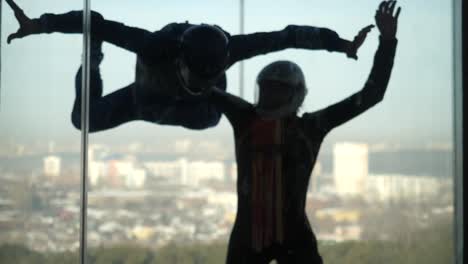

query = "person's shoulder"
[299, 112, 328, 137]
[300, 112, 320, 128]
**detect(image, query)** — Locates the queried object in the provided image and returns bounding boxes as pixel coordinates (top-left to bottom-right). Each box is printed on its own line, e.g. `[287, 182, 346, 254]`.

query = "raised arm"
[304, 0, 400, 135]
[5, 0, 150, 53]
[226, 23, 373, 68]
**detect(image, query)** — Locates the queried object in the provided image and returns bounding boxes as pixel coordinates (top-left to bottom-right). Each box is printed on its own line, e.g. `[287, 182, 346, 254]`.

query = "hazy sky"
[0, 0, 454, 150]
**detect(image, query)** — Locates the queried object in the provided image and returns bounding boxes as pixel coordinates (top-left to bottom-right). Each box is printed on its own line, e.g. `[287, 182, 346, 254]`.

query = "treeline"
[0, 242, 227, 264]
[0, 220, 453, 264]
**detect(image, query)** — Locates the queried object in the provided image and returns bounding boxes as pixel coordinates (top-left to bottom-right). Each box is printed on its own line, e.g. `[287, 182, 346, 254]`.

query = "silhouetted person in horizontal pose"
[6, 0, 372, 132]
[207, 1, 400, 263]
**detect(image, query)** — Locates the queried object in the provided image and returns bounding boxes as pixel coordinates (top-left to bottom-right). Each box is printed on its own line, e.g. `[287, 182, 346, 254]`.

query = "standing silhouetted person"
[206, 1, 400, 263]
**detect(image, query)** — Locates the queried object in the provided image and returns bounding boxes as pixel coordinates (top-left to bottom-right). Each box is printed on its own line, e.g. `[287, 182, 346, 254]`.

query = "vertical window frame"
[80, 0, 91, 263]
[453, 0, 464, 263]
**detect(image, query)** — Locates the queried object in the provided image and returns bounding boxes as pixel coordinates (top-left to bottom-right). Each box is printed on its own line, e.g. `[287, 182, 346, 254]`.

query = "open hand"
[347, 24, 375, 60]
[5, 0, 41, 44]
[375, 0, 401, 40]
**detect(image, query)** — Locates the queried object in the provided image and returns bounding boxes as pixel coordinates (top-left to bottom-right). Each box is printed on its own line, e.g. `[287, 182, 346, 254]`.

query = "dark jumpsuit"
[208, 37, 397, 264]
[36, 11, 351, 132]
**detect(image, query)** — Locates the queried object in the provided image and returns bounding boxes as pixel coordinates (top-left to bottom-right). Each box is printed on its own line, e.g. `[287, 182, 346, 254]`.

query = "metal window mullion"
[1, 0, 3, 109]
[80, 0, 91, 263]
[239, 0, 244, 99]
[452, 0, 464, 263]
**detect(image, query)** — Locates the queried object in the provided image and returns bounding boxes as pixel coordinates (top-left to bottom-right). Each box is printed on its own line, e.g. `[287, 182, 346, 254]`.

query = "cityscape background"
[0, 140, 454, 253]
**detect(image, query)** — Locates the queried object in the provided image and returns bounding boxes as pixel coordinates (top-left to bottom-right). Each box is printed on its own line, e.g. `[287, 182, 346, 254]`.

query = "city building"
[144, 159, 225, 186]
[43, 155, 61, 178]
[188, 161, 225, 184]
[230, 162, 238, 182]
[145, 158, 188, 184]
[125, 168, 147, 189]
[333, 143, 369, 197]
[310, 161, 322, 193]
[366, 174, 444, 203]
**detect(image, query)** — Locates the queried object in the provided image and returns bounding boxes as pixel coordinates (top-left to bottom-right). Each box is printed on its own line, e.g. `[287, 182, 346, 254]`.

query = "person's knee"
[181, 112, 222, 130]
[181, 121, 211, 130]
[206, 113, 222, 128]
[71, 113, 105, 133]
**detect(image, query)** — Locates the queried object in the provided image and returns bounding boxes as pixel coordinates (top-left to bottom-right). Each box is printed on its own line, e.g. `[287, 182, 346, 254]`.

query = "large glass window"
[85, 0, 238, 262]
[0, 0, 460, 263]
[245, 1, 454, 263]
[0, 1, 83, 262]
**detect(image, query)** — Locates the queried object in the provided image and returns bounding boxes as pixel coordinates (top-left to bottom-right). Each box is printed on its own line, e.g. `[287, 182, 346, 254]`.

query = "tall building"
[88, 144, 110, 187]
[107, 160, 134, 187]
[44, 155, 61, 177]
[180, 158, 189, 185]
[333, 143, 369, 197]
[366, 174, 443, 203]
[310, 161, 322, 193]
[230, 162, 238, 182]
[144, 159, 224, 186]
[89, 161, 105, 187]
[188, 161, 225, 185]
[125, 169, 147, 189]
[144, 158, 189, 185]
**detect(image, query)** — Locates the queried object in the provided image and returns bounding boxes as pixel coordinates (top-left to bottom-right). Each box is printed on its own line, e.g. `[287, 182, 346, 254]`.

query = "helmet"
[255, 61, 307, 117]
[180, 24, 229, 79]
[177, 24, 229, 95]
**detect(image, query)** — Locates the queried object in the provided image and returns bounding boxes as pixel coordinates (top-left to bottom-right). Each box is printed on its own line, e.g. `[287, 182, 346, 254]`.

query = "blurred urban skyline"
[0, 139, 454, 252]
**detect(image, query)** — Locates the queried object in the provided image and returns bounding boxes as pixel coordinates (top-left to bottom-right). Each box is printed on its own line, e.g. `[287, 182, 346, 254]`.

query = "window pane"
[0, 1, 83, 262]
[240, 1, 454, 263]
[85, 0, 454, 263]
[241, 1, 454, 263]
[85, 0, 237, 262]
[16, 0, 451, 263]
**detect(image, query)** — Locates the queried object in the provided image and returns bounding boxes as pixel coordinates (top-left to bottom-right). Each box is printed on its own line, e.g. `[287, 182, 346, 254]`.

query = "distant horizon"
[0, 145, 454, 180]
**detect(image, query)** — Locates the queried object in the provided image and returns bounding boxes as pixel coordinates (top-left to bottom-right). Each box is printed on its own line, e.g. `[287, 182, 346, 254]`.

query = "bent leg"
[72, 67, 139, 132]
[71, 39, 140, 132]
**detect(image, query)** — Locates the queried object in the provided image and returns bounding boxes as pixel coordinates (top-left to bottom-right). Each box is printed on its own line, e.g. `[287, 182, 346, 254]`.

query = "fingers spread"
[363, 24, 375, 31]
[395, 6, 402, 19]
[389, 1, 397, 15]
[378, 1, 386, 13]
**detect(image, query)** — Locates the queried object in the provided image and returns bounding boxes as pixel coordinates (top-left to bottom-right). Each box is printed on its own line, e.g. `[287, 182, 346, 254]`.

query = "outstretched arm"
[226, 23, 373, 68]
[207, 87, 253, 126]
[5, 0, 150, 53]
[304, 0, 400, 135]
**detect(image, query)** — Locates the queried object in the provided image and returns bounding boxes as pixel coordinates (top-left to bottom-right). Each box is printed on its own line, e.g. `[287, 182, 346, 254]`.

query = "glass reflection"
[0, 0, 83, 262]
[85, 0, 453, 263]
